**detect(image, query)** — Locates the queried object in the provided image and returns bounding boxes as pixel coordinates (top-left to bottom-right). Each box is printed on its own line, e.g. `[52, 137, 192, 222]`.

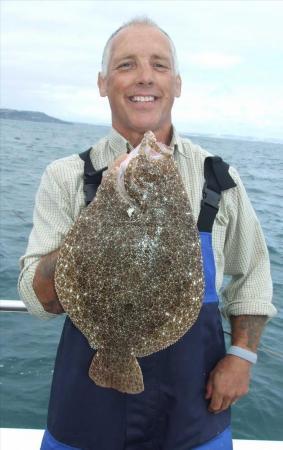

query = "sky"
[1, 0, 283, 140]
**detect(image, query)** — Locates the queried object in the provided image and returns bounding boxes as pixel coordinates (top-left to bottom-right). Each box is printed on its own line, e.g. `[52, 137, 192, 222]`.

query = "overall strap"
[197, 156, 237, 232]
[79, 150, 236, 231]
[79, 148, 108, 205]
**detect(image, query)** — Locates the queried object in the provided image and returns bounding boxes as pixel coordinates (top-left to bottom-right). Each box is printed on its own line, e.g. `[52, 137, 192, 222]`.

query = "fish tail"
[89, 350, 144, 394]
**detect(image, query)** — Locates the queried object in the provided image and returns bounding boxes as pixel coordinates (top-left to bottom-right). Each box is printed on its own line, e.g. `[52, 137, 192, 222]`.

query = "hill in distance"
[1, 108, 282, 145]
[0, 108, 72, 124]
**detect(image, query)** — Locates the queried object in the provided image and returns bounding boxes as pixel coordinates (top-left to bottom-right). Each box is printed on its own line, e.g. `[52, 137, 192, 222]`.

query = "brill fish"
[55, 131, 204, 394]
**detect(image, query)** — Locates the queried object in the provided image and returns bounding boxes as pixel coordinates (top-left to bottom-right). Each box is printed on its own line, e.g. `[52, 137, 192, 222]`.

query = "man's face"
[98, 25, 181, 144]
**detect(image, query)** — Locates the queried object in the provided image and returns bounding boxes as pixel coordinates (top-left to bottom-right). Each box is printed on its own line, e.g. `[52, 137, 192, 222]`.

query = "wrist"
[227, 345, 257, 364]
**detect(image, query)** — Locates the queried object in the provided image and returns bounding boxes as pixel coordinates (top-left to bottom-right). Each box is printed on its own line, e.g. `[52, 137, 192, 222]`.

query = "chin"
[131, 121, 161, 134]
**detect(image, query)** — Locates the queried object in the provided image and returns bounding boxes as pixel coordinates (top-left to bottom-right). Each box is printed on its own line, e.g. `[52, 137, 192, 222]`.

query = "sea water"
[0, 119, 282, 440]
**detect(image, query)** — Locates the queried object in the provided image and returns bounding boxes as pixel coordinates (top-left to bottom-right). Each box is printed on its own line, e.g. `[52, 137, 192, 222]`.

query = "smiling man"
[98, 23, 181, 147]
[18, 17, 276, 450]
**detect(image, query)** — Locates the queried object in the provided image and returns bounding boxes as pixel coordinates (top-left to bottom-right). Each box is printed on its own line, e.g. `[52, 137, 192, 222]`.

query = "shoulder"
[38, 154, 85, 203]
[177, 136, 213, 173]
[89, 135, 112, 169]
[179, 136, 213, 159]
[179, 135, 241, 183]
[41, 133, 110, 189]
[176, 136, 214, 180]
[45, 153, 84, 180]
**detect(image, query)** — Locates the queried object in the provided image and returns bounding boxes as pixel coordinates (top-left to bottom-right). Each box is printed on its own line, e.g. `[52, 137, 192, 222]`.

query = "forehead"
[110, 25, 173, 62]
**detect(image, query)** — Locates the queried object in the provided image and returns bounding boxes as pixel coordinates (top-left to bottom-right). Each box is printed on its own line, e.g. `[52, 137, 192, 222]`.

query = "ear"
[174, 75, 182, 98]
[98, 72, 107, 97]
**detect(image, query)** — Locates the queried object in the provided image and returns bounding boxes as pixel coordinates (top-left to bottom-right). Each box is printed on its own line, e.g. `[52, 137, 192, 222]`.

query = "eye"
[153, 63, 169, 71]
[117, 62, 133, 70]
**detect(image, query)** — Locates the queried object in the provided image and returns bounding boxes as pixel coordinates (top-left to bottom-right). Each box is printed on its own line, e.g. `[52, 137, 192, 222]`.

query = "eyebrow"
[151, 54, 171, 61]
[112, 55, 132, 62]
[113, 54, 171, 65]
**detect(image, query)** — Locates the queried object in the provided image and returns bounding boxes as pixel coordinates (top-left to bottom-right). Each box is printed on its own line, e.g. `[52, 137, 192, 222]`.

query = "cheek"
[162, 90, 176, 106]
[107, 74, 131, 92]
[162, 79, 178, 99]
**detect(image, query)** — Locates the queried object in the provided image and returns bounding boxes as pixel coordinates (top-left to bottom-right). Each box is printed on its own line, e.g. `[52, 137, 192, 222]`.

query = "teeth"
[130, 96, 155, 102]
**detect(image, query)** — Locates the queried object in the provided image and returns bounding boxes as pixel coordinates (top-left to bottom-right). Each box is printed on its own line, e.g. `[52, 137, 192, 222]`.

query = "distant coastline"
[1, 108, 282, 145]
[0, 108, 72, 124]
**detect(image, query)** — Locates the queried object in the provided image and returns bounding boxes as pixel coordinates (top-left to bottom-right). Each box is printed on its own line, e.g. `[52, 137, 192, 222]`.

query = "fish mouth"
[128, 95, 159, 103]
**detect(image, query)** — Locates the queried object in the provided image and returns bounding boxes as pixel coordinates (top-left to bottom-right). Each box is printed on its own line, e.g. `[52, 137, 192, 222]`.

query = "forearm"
[230, 314, 267, 352]
[33, 249, 63, 314]
[205, 314, 267, 413]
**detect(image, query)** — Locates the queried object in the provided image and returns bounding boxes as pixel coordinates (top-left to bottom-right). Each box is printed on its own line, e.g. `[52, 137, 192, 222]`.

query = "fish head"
[118, 131, 174, 207]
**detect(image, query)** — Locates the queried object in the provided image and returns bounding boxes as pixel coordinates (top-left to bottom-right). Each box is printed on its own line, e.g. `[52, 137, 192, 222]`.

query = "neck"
[113, 125, 173, 148]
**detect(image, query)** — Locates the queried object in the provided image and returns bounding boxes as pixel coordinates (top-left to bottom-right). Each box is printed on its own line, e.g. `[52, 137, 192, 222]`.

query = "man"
[18, 17, 276, 450]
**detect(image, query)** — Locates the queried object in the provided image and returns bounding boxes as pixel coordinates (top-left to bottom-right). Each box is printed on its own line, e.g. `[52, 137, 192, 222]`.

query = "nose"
[135, 62, 154, 86]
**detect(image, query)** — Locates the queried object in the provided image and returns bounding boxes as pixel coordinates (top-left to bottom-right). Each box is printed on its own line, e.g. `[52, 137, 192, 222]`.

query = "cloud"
[187, 52, 243, 69]
[2, 0, 283, 139]
[19, 82, 111, 125]
[173, 82, 283, 139]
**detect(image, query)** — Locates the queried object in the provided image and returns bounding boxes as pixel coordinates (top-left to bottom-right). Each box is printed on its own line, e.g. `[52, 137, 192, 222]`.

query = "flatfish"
[55, 131, 204, 394]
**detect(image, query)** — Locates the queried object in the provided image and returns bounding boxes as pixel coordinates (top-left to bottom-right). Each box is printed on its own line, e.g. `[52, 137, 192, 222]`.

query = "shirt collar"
[108, 126, 182, 156]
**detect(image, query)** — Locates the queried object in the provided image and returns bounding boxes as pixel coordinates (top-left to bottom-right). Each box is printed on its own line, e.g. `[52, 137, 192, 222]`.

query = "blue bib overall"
[42, 153, 236, 450]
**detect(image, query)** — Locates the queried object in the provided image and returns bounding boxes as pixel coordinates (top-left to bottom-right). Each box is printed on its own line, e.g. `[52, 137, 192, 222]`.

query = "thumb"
[205, 378, 213, 400]
[109, 153, 128, 171]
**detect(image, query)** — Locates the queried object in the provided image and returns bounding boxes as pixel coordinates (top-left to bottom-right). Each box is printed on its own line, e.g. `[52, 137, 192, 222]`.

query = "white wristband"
[227, 345, 257, 364]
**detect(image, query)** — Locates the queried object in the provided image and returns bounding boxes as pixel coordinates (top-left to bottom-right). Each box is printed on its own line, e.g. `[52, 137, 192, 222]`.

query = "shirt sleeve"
[220, 167, 277, 319]
[18, 161, 75, 319]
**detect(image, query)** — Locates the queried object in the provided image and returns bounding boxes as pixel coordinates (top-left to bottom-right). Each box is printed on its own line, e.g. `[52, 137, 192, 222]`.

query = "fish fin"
[89, 350, 144, 394]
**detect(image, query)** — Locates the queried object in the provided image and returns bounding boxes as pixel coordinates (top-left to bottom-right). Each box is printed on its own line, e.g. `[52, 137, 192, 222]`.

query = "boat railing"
[0, 299, 28, 312]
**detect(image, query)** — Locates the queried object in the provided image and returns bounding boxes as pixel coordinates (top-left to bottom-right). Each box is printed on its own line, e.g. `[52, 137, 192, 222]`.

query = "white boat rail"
[0, 299, 27, 312]
[0, 428, 282, 449]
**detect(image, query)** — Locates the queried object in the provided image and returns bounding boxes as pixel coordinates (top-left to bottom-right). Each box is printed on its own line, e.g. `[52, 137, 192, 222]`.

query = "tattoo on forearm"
[40, 250, 59, 279]
[33, 249, 63, 311]
[232, 315, 267, 351]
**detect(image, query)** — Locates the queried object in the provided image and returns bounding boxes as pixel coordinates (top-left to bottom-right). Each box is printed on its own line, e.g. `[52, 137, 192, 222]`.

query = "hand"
[40, 298, 64, 314]
[107, 153, 129, 172]
[33, 249, 65, 315]
[101, 153, 129, 187]
[205, 355, 251, 413]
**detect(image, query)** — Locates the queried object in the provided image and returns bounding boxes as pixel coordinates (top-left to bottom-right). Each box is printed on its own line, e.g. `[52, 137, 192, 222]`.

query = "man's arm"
[230, 314, 267, 352]
[32, 249, 64, 314]
[205, 166, 276, 413]
[19, 154, 128, 318]
[18, 160, 77, 318]
[205, 314, 267, 413]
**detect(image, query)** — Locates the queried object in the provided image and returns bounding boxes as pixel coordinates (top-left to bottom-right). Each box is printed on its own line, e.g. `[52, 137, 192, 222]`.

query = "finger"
[102, 155, 128, 182]
[110, 153, 128, 170]
[208, 392, 223, 413]
[219, 397, 232, 412]
[213, 396, 237, 413]
[205, 380, 213, 399]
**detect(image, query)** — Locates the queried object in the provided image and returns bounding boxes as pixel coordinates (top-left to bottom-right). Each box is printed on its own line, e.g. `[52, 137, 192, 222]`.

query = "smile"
[129, 96, 157, 103]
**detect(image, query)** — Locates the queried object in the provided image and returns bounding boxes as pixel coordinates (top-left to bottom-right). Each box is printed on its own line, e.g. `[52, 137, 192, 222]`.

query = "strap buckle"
[201, 183, 221, 209]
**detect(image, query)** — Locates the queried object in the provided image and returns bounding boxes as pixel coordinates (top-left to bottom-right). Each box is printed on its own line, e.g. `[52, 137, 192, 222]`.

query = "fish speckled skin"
[55, 131, 204, 394]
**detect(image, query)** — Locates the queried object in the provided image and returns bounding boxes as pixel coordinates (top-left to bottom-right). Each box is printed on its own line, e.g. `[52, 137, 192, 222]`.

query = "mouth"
[128, 95, 158, 103]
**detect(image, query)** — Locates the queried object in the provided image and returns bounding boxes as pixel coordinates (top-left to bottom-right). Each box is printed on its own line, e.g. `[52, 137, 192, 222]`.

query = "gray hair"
[101, 16, 179, 76]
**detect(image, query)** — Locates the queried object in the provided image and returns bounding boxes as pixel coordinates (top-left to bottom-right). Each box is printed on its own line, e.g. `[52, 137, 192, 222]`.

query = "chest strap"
[79, 150, 236, 231]
[197, 156, 236, 232]
[79, 148, 108, 205]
